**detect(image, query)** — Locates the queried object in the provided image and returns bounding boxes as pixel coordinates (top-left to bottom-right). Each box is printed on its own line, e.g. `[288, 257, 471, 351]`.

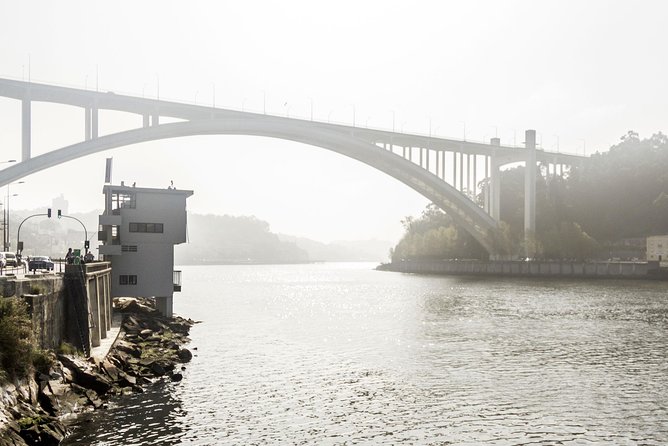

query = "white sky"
[0, 0, 666, 243]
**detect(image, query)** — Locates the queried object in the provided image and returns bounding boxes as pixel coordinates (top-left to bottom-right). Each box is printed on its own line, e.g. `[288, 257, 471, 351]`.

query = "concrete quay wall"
[0, 262, 114, 355]
[382, 259, 667, 279]
[1, 275, 68, 350]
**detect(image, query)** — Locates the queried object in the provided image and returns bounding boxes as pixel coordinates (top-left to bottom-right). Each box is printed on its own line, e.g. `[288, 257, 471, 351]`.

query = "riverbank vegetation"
[1, 297, 195, 446]
[392, 131, 668, 261]
[0, 297, 51, 383]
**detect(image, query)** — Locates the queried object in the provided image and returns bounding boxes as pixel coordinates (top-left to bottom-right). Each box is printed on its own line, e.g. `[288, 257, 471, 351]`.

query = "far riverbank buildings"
[99, 183, 193, 316]
[647, 235, 668, 263]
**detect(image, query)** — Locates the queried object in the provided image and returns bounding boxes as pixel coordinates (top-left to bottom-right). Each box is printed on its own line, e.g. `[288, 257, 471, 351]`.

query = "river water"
[63, 263, 668, 445]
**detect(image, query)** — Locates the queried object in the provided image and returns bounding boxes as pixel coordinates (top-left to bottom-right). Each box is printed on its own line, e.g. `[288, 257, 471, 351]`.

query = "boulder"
[100, 359, 119, 382]
[149, 362, 166, 377]
[58, 355, 112, 396]
[170, 373, 183, 382]
[114, 340, 142, 358]
[177, 348, 193, 363]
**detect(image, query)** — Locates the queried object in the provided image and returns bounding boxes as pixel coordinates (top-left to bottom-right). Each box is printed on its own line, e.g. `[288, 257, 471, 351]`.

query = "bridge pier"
[489, 137, 501, 221]
[472, 154, 477, 198]
[92, 107, 99, 138]
[524, 129, 537, 257]
[457, 153, 462, 191]
[21, 99, 31, 161]
[84, 106, 100, 141]
[85, 107, 91, 141]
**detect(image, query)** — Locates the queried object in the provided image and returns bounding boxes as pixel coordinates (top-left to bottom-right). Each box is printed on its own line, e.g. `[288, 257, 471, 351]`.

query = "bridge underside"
[0, 78, 588, 257]
[0, 118, 499, 253]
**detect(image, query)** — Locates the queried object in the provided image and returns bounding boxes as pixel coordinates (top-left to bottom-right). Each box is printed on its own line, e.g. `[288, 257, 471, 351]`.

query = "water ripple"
[63, 264, 668, 445]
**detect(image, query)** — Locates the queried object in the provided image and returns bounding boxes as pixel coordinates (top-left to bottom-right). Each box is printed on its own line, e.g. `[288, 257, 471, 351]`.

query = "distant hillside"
[174, 213, 309, 265]
[14, 208, 390, 264]
[278, 234, 391, 262]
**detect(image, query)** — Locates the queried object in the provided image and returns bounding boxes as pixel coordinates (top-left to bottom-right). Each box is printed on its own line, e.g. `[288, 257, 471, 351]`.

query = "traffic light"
[84, 240, 90, 250]
[47, 208, 51, 218]
[58, 209, 62, 219]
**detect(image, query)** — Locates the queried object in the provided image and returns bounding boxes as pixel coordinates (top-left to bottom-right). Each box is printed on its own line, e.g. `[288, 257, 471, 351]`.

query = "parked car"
[28, 256, 54, 272]
[1, 252, 18, 267]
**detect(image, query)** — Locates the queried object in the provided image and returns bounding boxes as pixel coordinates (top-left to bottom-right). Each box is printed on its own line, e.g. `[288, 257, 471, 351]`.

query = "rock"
[114, 340, 142, 358]
[116, 370, 137, 387]
[16, 413, 66, 446]
[58, 355, 112, 396]
[84, 390, 104, 409]
[177, 348, 193, 363]
[170, 373, 183, 382]
[139, 329, 153, 339]
[101, 359, 120, 381]
[37, 389, 60, 417]
[149, 362, 166, 376]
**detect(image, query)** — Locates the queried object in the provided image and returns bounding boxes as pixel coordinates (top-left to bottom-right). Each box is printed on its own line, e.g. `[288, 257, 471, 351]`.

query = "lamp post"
[0, 160, 17, 251]
[4, 181, 24, 251]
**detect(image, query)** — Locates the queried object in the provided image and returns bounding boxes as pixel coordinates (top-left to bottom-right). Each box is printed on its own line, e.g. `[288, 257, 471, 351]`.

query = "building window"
[111, 191, 136, 211]
[119, 275, 138, 285]
[129, 222, 164, 233]
[121, 245, 138, 252]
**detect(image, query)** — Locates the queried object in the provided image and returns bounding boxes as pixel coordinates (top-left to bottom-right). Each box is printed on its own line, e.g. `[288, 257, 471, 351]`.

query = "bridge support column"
[85, 107, 91, 141]
[452, 152, 457, 188]
[143, 113, 150, 128]
[484, 155, 490, 213]
[473, 154, 477, 198]
[440, 151, 446, 180]
[524, 129, 537, 258]
[21, 99, 31, 161]
[91, 107, 99, 138]
[459, 152, 464, 191]
[490, 138, 501, 221]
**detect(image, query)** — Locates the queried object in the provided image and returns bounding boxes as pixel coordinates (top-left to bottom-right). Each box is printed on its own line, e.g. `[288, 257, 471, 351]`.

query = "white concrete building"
[99, 184, 193, 316]
[647, 235, 668, 262]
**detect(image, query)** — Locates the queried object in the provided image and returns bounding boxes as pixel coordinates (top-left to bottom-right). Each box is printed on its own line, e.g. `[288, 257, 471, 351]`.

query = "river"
[62, 262, 668, 445]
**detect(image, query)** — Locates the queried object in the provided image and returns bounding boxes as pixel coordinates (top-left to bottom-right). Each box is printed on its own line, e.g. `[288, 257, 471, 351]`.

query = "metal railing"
[173, 270, 182, 292]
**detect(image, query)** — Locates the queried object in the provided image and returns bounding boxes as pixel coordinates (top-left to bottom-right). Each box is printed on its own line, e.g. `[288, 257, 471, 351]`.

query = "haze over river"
[63, 263, 668, 445]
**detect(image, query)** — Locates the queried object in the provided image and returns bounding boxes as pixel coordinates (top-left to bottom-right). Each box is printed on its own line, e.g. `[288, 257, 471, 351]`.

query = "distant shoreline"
[377, 259, 668, 280]
[175, 260, 384, 266]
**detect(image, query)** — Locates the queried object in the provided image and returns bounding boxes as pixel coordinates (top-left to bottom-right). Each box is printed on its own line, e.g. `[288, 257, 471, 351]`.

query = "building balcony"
[99, 214, 122, 226]
[99, 245, 122, 256]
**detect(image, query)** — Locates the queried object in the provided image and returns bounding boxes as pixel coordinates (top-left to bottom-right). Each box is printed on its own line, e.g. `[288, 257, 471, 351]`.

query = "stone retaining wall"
[381, 259, 667, 279]
[0, 262, 114, 355]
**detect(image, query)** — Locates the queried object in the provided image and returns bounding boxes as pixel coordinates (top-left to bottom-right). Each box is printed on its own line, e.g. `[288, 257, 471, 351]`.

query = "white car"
[1, 252, 18, 267]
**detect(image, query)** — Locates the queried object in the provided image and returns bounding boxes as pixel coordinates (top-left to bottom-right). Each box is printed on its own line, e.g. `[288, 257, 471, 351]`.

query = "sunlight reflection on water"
[63, 263, 668, 445]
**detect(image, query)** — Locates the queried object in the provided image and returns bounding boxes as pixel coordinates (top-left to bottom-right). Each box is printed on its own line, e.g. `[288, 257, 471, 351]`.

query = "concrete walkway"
[90, 313, 124, 361]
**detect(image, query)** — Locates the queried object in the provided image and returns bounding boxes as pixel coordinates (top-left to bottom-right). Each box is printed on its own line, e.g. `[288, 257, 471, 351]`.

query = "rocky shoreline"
[0, 297, 196, 446]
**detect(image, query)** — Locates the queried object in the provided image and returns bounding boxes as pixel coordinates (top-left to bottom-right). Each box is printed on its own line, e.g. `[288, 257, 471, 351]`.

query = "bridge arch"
[0, 118, 499, 253]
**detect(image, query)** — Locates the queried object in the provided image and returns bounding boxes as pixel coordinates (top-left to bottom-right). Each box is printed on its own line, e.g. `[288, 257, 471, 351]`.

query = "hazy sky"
[1, 1, 666, 243]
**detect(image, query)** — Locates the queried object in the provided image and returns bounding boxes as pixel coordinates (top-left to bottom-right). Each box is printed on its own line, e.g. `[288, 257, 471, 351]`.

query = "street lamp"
[4, 193, 18, 251]
[4, 181, 24, 252]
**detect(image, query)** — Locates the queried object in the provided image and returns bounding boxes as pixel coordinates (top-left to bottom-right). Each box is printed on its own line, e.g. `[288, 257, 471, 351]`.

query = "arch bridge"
[0, 78, 586, 256]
